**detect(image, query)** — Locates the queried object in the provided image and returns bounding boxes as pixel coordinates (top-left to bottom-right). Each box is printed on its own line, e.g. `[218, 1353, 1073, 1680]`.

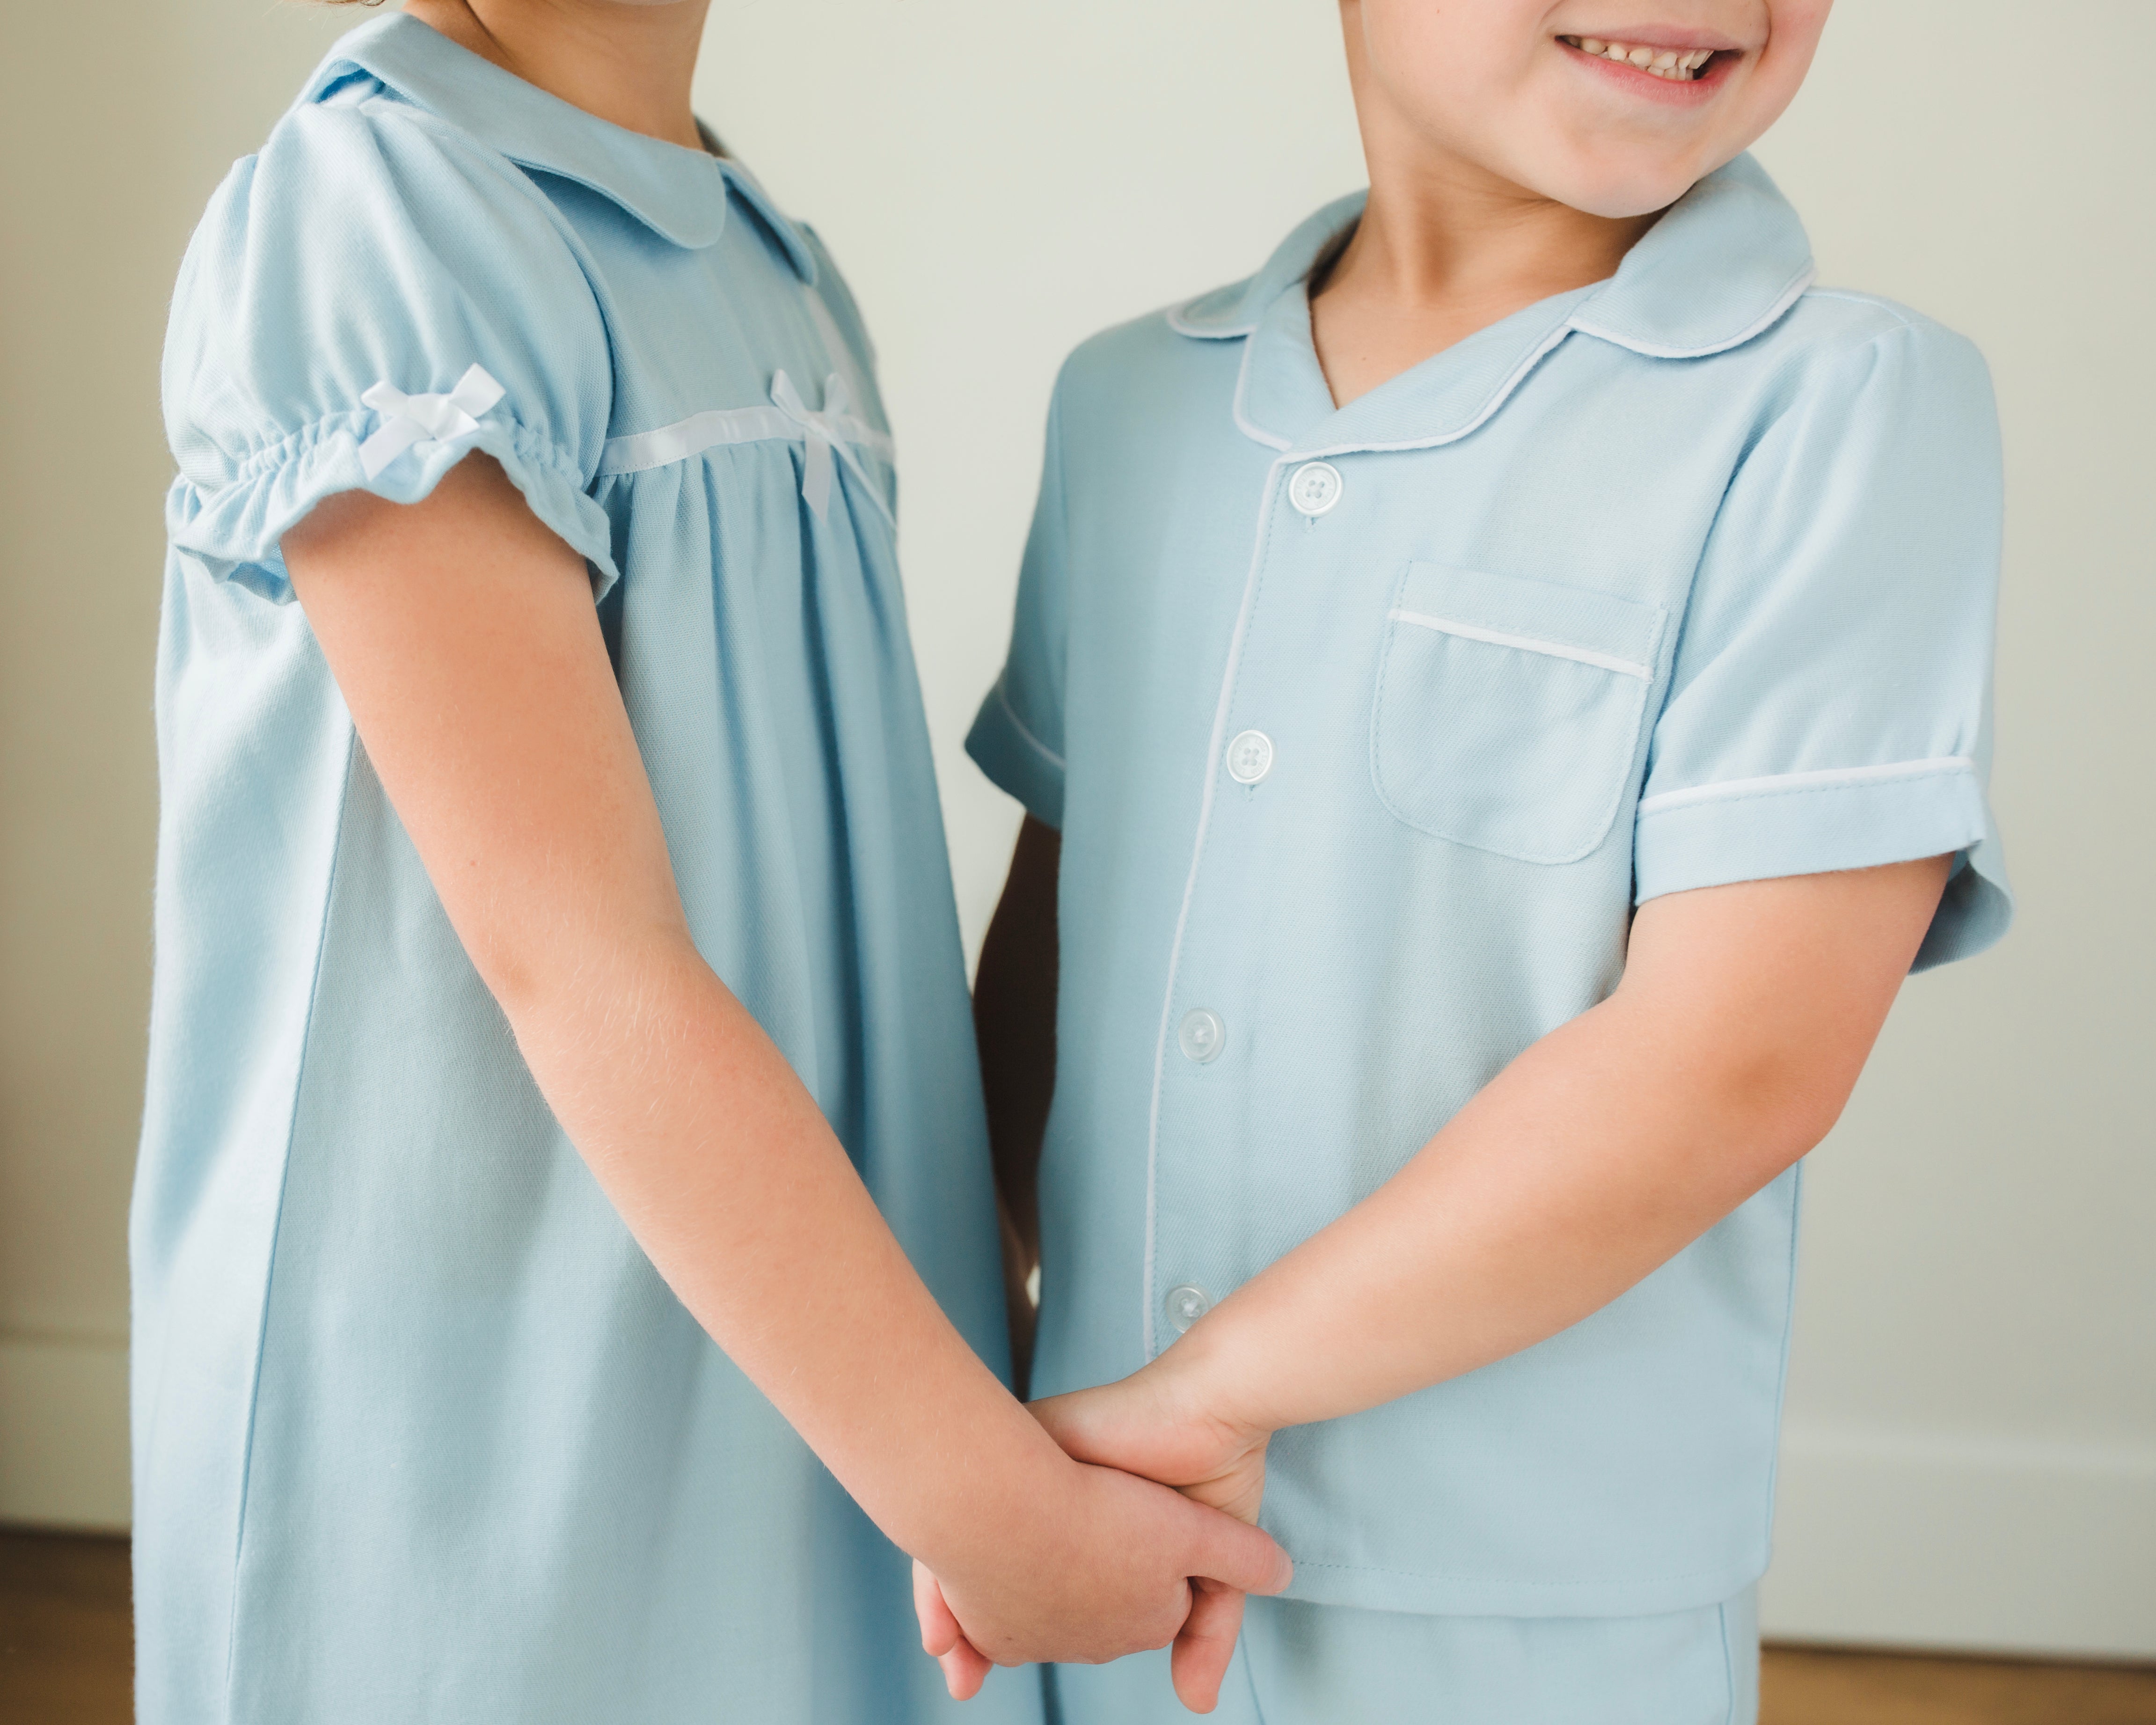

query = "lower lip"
[1562, 40, 1737, 106]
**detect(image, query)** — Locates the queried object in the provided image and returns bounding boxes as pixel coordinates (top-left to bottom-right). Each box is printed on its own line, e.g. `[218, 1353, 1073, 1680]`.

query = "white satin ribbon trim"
[595, 371, 894, 524]
[770, 370, 849, 519]
[358, 364, 505, 480]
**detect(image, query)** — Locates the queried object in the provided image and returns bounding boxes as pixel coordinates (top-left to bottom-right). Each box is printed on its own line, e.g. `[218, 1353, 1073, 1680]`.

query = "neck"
[1328, 64, 1657, 316]
[402, 0, 711, 150]
[1329, 159, 1653, 317]
[1308, 21, 1660, 407]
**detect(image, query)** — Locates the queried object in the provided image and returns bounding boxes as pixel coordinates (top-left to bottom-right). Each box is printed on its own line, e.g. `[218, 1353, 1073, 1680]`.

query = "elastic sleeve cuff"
[1634, 763, 2013, 971]
[164, 411, 620, 604]
[965, 678, 1065, 830]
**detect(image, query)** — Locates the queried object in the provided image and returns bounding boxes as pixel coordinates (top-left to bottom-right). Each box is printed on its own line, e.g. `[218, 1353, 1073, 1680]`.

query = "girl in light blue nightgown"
[140, 8, 1283, 1722]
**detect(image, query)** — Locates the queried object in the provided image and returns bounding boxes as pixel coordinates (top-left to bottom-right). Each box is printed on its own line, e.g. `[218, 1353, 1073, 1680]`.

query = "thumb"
[911, 1558, 963, 1657]
[1170, 1577, 1249, 1714]
[1181, 1499, 1293, 1598]
[1028, 1388, 1122, 1466]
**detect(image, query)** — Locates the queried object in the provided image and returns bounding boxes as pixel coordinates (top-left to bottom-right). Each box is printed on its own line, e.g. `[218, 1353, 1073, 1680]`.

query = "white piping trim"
[1637, 755, 1975, 815]
[1387, 608, 1652, 680]
[1285, 317, 1576, 461]
[1140, 454, 1291, 1358]
[992, 680, 1065, 771]
[1568, 263, 1816, 360]
[1193, 258, 1813, 453]
[597, 406, 894, 475]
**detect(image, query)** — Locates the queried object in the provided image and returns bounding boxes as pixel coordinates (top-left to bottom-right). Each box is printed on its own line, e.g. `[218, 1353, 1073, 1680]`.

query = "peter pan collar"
[1171, 152, 1813, 366]
[302, 12, 817, 278]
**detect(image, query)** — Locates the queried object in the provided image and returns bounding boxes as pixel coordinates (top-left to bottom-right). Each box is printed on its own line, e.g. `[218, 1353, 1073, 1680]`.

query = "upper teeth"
[1565, 37, 1719, 79]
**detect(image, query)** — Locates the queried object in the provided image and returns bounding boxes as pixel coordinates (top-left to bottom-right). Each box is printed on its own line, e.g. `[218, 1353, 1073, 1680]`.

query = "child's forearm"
[491, 914, 1295, 1683]
[504, 931, 1059, 1562]
[1150, 859, 1950, 1440]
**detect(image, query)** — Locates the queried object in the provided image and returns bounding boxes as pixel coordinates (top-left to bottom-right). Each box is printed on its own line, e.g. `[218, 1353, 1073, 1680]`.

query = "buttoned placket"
[1140, 279, 1598, 1359]
[1138, 162, 1819, 1352]
[1149, 438, 1383, 1353]
[1144, 300, 1367, 1347]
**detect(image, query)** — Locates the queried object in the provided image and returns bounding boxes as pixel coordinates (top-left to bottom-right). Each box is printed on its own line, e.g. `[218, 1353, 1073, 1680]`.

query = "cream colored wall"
[1742, 2, 2156, 1655]
[0, 0, 356, 1526]
[2, 0, 2147, 1656]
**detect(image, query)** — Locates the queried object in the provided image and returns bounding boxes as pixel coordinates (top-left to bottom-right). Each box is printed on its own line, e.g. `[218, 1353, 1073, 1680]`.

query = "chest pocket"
[1371, 562, 1666, 865]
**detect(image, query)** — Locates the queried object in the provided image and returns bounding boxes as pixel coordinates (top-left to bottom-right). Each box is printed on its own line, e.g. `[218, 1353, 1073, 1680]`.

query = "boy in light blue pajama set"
[964, 18, 2010, 1724]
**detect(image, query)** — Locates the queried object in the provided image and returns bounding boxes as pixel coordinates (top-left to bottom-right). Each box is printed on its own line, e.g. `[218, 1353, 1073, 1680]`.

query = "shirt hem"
[1279, 1552, 1768, 1619]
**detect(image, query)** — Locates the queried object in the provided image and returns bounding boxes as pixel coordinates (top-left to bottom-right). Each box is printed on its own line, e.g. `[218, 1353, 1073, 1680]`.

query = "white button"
[1177, 1008, 1226, 1064]
[1226, 729, 1274, 784]
[1165, 1284, 1213, 1334]
[1287, 460, 1343, 516]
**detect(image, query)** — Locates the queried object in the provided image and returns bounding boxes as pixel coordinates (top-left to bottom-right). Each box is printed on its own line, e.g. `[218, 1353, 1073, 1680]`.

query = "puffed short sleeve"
[1635, 316, 2011, 970]
[965, 384, 1072, 829]
[162, 94, 617, 602]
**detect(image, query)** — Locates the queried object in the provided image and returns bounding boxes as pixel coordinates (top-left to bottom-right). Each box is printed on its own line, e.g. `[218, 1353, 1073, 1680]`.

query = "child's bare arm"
[973, 816, 1061, 1393]
[1036, 857, 1950, 1483]
[283, 455, 1288, 1683]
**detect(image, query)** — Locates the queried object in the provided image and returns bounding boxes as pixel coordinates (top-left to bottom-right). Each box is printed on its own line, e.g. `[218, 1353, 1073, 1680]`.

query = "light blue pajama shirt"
[140, 16, 1039, 1725]
[969, 156, 2010, 1724]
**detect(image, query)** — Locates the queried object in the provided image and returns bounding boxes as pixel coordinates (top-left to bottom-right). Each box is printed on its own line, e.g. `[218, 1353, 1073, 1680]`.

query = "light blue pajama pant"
[1047, 1587, 1758, 1725]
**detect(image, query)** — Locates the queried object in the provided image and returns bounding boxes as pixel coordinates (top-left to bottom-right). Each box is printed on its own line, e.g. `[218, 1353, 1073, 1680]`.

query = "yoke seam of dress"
[220, 724, 358, 1700]
[595, 407, 893, 475]
[593, 399, 897, 529]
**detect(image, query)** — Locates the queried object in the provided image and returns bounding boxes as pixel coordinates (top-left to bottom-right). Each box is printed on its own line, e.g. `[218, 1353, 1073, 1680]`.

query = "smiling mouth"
[1560, 36, 1727, 80]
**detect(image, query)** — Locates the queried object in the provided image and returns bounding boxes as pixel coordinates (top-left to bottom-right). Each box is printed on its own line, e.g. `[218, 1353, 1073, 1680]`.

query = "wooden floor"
[1762, 1644, 2156, 1725]
[4, 1529, 2152, 1723]
[1, 1531, 132, 1725]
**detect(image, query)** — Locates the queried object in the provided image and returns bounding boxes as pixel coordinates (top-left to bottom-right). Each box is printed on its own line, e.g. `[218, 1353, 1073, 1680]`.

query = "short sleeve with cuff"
[162, 88, 617, 604]
[965, 388, 1071, 830]
[1635, 315, 2010, 969]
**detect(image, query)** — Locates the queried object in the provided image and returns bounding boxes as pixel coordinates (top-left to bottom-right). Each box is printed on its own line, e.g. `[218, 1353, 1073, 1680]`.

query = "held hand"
[910, 1447, 1288, 1712]
[1031, 1360, 1272, 1527]
[1030, 1357, 1275, 1705]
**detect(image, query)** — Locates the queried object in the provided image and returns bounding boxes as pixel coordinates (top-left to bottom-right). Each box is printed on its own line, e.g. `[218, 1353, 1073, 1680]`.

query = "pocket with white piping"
[1371, 562, 1666, 864]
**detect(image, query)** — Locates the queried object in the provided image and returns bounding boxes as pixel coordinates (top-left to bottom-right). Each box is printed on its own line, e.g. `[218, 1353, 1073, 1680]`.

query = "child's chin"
[1533, 159, 1717, 221]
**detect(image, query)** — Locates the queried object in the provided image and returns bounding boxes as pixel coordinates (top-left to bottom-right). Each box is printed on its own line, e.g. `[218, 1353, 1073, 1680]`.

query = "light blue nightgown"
[139, 16, 1039, 1725]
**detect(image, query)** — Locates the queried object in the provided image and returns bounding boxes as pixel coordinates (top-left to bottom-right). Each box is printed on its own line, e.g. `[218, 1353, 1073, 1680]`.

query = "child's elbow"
[1717, 1044, 1863, 1177]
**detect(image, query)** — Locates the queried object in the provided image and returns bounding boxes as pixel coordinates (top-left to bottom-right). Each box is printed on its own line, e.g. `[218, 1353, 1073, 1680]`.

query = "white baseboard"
[1762, 1423, 2156, 1660]
[0, 1333, 130, 1532]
